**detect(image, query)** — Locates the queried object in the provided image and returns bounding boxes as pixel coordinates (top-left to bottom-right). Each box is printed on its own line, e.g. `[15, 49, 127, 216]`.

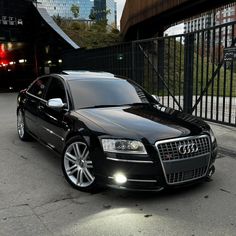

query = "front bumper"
[92, 139, 217, 191]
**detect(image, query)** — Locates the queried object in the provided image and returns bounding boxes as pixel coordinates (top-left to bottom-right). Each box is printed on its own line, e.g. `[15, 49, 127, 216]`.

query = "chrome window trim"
[155, 135, 211, 185]
[26, 76, 70, 111]
[26, 91, 47, 103]
[51, 75, 70, 111]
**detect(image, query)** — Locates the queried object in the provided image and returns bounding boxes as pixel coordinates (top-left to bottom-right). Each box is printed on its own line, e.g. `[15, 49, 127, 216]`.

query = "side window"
[45, 78, 67, 103]
[28, 77, 50, 98]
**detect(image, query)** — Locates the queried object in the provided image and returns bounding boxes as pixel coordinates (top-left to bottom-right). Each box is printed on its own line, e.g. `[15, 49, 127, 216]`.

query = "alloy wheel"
[64, 142, 95, 187]
[17, 110, 25, 139]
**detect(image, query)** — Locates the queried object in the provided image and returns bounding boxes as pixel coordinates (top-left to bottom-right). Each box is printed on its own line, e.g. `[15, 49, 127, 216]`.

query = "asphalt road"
[0, 93, 236, 236]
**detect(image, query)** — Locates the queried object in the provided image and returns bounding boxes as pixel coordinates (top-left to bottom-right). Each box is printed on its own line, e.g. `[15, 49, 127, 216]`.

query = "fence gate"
[62, 21, 236, 127]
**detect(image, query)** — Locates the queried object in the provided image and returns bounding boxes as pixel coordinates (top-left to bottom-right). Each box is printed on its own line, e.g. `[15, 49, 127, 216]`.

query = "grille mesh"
[157, 136, 210, 161]
[167, 166, 208, 184]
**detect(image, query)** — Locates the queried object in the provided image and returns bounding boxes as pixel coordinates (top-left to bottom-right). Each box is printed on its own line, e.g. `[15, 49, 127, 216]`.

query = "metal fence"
[62, 21, 236, 127]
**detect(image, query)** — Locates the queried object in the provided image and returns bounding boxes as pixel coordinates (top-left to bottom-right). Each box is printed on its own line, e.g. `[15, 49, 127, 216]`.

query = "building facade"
[184, 3, 236, 32]
[39, 0, 94, 19]
[215, 3, 236, 46]
[94, 0, 117, 26]
[0, 0, 78, 91]
[39, 0, 117, 25]
[184, 3, 236, 47]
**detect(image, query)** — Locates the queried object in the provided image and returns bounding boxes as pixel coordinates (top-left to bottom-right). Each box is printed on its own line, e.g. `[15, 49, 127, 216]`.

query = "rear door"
[25, 77, 51, 137]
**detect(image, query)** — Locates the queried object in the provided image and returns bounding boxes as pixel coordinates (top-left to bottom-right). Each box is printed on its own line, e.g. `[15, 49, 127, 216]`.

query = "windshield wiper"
[81, 103, 150, 109]
[124, 102, 150, 106]
[81, 105, 123, 109]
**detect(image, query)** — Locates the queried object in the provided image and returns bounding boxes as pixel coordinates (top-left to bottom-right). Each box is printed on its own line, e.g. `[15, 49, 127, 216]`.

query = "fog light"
[114, 173, 127, 184]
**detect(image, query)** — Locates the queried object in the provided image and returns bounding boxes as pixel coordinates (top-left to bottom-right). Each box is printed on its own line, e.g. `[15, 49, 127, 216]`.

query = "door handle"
[38, 105, 44, 110]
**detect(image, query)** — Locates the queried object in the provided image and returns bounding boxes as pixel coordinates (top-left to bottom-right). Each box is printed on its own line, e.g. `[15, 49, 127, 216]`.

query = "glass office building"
[106, 0, 116, 26]
[79, 0, 94, 19]
[40, 0, 117, 25]
[39, 0, 94, 19]
[93, 0, 117, 25]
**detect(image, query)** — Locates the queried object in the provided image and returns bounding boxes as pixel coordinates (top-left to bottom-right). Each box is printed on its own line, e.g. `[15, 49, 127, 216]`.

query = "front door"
[38, 77, 69, 153]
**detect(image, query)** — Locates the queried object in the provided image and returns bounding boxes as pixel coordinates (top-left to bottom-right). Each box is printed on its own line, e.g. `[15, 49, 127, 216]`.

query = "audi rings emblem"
[178, 142, 199, 155]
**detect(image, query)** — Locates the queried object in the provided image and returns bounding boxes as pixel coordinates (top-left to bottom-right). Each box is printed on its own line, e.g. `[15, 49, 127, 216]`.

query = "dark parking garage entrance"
[0, 0, 78, 91]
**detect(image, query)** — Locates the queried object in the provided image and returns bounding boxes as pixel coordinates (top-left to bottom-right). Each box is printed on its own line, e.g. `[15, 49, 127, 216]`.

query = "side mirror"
[152, 95, 160, 103]
[47, 98, 64, 109]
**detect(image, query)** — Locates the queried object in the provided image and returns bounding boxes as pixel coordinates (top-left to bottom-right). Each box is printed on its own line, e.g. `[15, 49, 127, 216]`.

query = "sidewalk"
[208, 122, 236, 157]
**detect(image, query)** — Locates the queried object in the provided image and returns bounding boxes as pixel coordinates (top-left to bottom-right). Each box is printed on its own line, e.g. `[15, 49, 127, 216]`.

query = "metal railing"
[62, 21, 236, 127]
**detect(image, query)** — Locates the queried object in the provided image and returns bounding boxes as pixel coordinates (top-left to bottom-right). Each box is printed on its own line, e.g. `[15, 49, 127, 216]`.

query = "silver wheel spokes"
[64, 142, 95, 187]
[17, 111, 24, 138]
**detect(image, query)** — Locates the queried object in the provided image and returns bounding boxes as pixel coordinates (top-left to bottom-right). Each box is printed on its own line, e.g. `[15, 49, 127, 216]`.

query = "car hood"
[76, 105, 209, 144]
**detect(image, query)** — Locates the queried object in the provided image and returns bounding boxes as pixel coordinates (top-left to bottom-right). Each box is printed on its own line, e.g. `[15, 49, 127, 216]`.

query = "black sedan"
[17, 71, 217, 192]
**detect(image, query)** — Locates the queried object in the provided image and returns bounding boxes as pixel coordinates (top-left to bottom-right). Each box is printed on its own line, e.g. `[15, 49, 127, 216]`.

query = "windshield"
[68, 79, 152, 109]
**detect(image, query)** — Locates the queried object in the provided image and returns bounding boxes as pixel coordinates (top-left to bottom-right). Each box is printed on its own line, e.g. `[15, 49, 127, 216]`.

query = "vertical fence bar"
[158, 38, 165, 104]
[156, 39, 160, 98]
[211, 27, 216, 121]
[195, 32, 200, 117]
[205, 29, 210, 119]
[151, 41, 155, 95]
[148, 41, 150, 92]
[216, 26, 221, 122]
[131, 42, 136, 81]
[167, 38, 170, 107]
[173, 37, 176, 109]
[229, 25, 234, 124]
[179, 36, 183, 107]
[222, 26, 228, 123]
[183, 33, 194, 114]
[200, 31, 205, 118]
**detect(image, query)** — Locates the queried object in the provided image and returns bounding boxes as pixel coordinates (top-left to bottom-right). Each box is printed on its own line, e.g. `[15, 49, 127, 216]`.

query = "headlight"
[101, 139, 147, 154]
[209, 129, 216, 143]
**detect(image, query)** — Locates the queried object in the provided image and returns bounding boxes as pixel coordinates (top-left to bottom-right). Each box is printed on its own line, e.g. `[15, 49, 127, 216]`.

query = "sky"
[116, 0, 126, 27]
[165, 23, 184, 36]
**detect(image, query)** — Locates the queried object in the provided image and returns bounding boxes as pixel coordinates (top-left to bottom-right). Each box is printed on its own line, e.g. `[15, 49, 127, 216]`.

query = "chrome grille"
[155, 135, 211, 185]
[157, 136, 210, 161]
[167, 166, 208, 184]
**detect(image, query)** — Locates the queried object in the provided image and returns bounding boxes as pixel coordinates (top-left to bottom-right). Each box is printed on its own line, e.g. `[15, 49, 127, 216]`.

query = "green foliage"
[89, 8, 111, 23]
[71, 4, 80, 19]
[53, 14, 63, 25]
[54, 18, 121, 49]
[89, 8, 96, 21]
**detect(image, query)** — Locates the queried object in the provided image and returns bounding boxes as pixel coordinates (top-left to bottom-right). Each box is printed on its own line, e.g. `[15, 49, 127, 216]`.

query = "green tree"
[71, 4, 80, 19]
[89, 7, 96, 21]
[56, 18, 121, 49]
[53, 14, 63, 25]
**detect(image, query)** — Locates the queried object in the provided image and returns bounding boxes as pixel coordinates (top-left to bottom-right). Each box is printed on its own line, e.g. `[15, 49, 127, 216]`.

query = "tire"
[62, 137, 99, 192]
[17, 109, 32, 141]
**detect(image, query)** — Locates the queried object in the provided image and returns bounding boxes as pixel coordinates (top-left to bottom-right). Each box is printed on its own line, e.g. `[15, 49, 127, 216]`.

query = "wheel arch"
[65, 132, 90, 146]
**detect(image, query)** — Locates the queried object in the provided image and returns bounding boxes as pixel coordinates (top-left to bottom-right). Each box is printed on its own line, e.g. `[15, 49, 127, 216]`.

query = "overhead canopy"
[121, 0, 235, 40]
[33, 4, 79, 49]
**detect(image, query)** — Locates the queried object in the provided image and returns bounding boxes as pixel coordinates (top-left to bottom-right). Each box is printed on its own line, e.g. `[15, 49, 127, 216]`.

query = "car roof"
[57, 70, 124, 81]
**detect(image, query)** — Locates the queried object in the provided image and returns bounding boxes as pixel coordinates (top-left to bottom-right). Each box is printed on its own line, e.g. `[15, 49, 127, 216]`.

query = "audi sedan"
[17, 71, 217, 192]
